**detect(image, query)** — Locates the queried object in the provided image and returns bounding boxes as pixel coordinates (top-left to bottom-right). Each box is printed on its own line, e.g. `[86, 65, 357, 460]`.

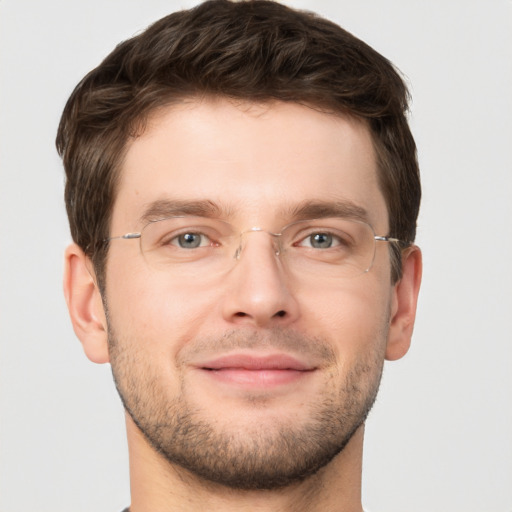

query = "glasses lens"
[280, 218, 376, 278]
[140, 216, 234, 272]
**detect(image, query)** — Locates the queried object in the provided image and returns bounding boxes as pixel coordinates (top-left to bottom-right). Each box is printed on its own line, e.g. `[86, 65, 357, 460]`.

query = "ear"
[63, 243, 110, 364]
[385, 246, 422, 361]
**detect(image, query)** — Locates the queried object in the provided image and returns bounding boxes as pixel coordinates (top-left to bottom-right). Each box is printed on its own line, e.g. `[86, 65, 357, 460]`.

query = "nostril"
[235, 312, 247, 317]
[275, 310, 286, 318]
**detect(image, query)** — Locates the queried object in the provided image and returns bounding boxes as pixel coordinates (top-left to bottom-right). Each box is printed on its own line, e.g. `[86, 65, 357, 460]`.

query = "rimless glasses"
[106, 216, 409, 281]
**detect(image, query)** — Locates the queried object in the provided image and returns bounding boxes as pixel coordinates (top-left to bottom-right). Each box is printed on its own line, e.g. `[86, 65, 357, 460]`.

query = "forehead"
[113, 98, 388, 231]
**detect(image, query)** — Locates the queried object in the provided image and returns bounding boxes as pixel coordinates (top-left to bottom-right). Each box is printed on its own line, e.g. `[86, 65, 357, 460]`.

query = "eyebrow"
[139, 199, 227, 224]
[138, 198, 369, 225]
[286, 200, 370, 223]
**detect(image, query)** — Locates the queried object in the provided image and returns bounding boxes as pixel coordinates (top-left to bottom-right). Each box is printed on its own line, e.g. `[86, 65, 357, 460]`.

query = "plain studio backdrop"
[0, 1, 511, 511]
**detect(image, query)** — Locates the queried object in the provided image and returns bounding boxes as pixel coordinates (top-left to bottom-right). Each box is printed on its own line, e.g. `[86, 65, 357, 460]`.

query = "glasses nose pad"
[233, 229, 282, 260]
[234, 239, 243, 260]
[273, 234, 281, 257]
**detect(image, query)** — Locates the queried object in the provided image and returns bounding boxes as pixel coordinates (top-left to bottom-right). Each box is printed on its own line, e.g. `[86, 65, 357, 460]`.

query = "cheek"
[105, 258, 222, 359]
[298, 276, 392, 357]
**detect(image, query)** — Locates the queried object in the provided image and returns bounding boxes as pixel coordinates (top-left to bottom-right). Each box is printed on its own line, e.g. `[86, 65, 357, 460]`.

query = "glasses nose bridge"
[234, 227, 283, 261]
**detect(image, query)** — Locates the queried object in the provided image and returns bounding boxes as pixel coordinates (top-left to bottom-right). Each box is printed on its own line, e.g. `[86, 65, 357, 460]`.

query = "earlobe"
[385, 246, 422, 361]
[63, 243, 110, 364]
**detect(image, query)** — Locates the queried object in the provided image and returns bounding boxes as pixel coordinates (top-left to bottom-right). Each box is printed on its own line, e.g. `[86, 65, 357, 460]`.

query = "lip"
[199, 353, 314, 371]
[194, 353, 316, 388]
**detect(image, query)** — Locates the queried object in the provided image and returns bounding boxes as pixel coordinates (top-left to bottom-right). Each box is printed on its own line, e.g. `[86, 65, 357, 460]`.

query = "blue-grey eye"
[309, 233, 333, 249]
[176, 232, 205, 248]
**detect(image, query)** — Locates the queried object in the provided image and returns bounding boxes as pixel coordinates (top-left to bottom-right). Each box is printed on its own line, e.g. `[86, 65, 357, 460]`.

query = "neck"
[126, 414, 365, 512]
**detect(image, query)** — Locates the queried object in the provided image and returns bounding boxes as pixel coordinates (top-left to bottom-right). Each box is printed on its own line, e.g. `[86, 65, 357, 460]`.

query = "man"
[57, 0, 422, 510]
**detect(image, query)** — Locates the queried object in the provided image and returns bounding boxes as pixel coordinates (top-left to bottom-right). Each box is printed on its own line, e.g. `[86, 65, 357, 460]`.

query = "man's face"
[104, 99, 396, 489]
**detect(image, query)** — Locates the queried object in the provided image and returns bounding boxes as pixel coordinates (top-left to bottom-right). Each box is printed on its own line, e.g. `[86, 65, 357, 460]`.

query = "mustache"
[177, 328, 337, 367]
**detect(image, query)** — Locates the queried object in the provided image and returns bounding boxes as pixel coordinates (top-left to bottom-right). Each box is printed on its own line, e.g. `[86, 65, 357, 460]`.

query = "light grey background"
[1, 1, 511, 511]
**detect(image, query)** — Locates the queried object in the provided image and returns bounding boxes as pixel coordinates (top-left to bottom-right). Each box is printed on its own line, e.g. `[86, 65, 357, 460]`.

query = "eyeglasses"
[106, 216, 408, 281]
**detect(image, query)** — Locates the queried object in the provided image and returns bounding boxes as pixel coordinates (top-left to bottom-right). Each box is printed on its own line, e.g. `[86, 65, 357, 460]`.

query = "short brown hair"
[56, 0, 420, 287]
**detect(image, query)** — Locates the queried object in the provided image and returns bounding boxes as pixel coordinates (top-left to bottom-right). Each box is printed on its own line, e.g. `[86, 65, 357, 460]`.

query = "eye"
[171, 232, 212, 249]
[299, 232, 341, 249]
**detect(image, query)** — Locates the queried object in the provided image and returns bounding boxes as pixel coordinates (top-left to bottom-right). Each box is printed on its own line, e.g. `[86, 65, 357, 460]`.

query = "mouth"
[196, 353, 316, 388]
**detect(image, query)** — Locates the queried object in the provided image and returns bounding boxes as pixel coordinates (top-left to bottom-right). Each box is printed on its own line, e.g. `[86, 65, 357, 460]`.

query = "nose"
[221, 230, 300, 328]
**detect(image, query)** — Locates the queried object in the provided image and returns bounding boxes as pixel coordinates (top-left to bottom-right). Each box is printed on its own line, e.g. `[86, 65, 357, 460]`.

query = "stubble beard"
[108, 326, 387, 491]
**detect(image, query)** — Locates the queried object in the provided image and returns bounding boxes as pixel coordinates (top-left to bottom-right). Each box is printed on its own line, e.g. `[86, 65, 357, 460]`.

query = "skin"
[64, 99, 422, 512]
